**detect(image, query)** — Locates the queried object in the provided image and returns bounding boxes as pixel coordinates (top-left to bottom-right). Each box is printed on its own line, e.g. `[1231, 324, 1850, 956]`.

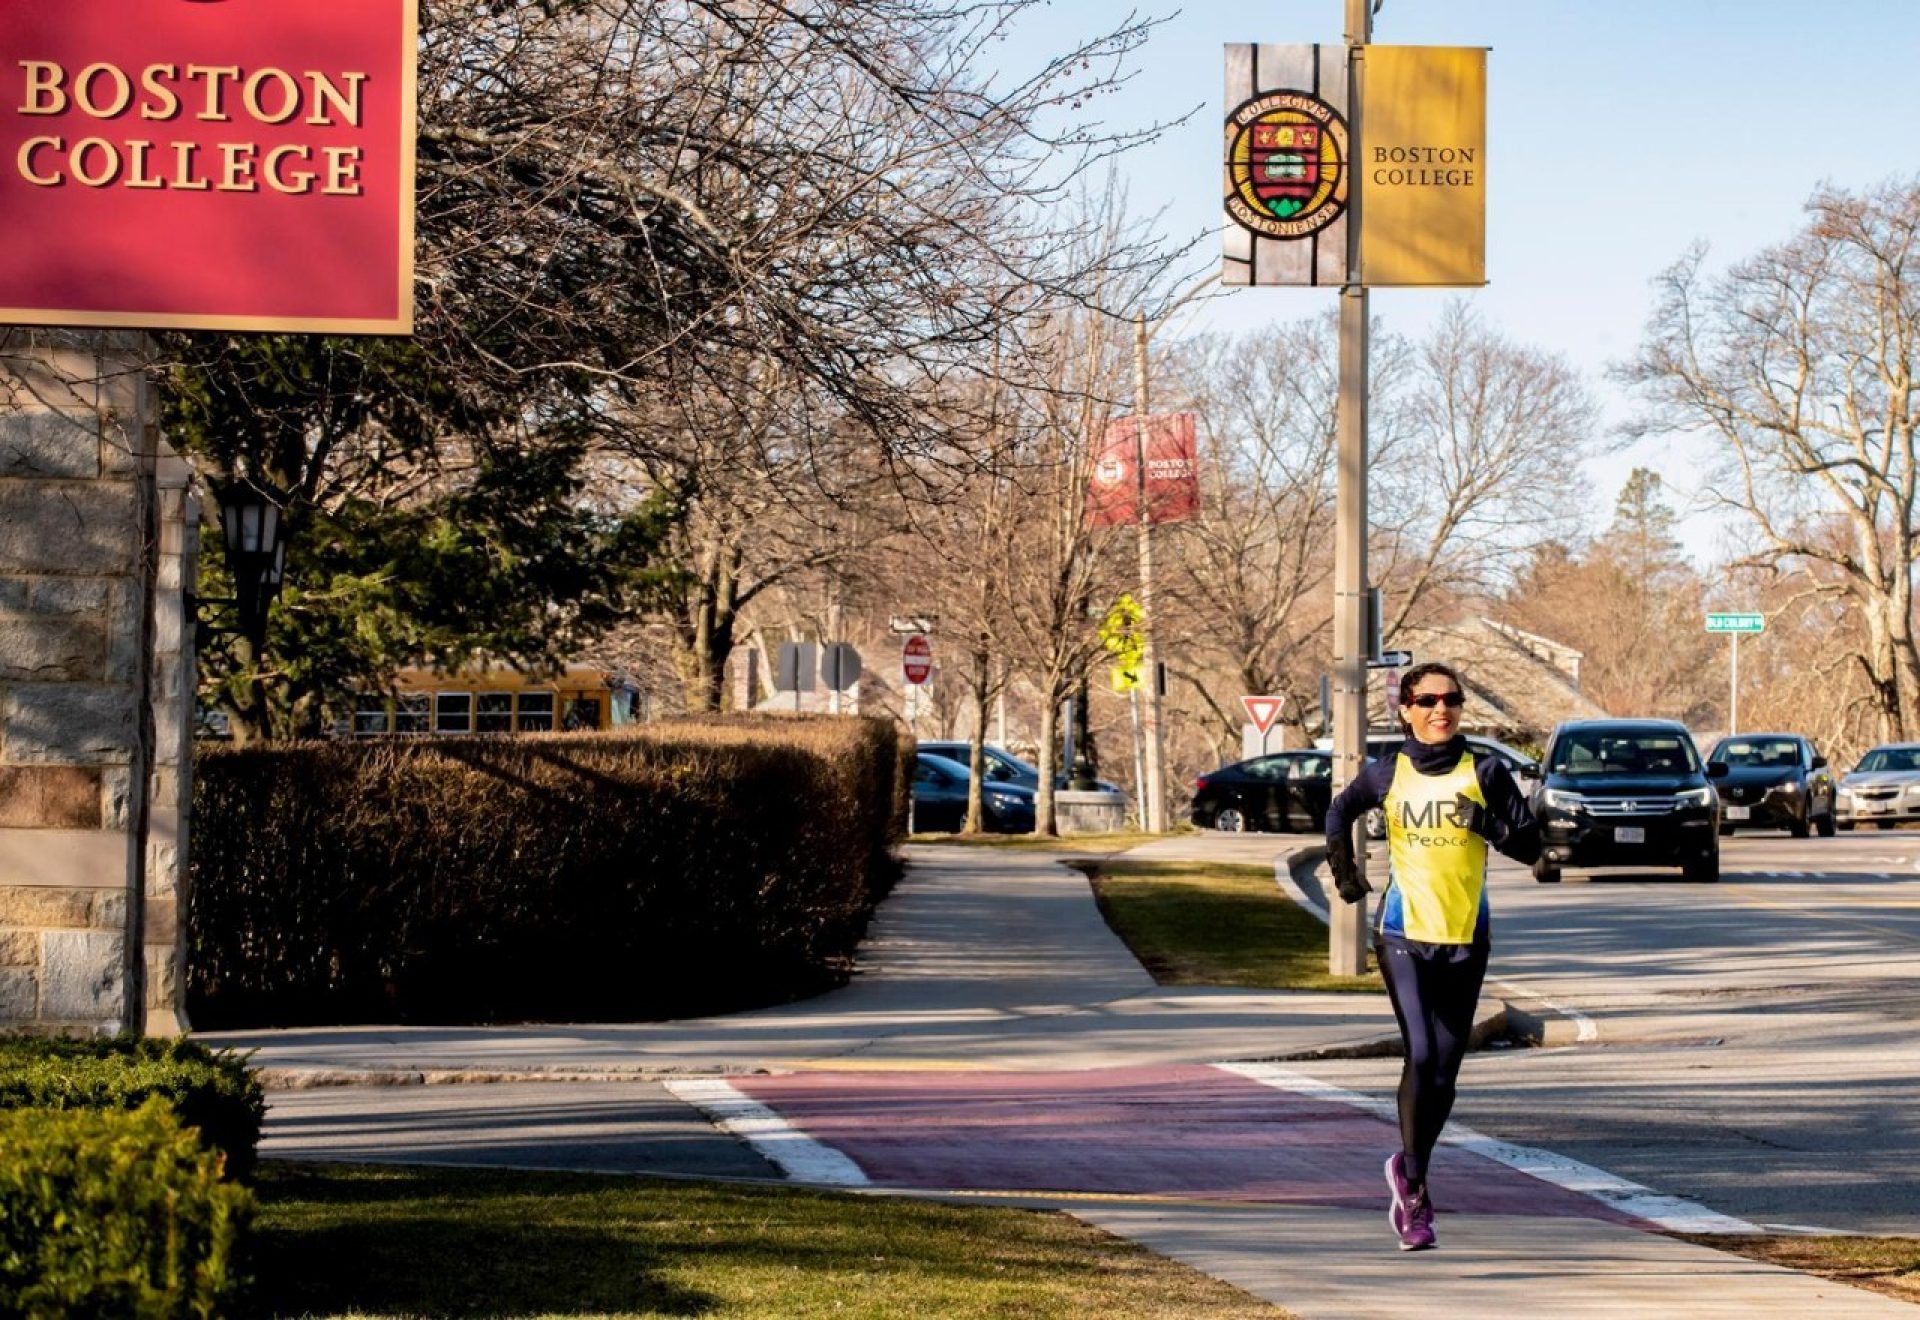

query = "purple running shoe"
[1399, 1188, 1436, 1252]
[1384, 1153, 1416, 1238]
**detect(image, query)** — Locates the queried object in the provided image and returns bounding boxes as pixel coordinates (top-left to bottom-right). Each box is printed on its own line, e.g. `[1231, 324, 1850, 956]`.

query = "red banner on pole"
[1088, 413, 1199, 528]
[0, 1, 417, 333]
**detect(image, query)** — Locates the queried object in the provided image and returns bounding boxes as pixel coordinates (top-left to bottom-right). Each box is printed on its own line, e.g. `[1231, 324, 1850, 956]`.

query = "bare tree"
[1158, 315, 1412, 749]
[1373, 303, 1599, 634]
[1621, 178, 1920, 740]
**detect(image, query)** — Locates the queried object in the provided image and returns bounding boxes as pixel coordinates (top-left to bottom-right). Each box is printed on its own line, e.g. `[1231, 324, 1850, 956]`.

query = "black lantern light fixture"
[196, 490, 289, 650]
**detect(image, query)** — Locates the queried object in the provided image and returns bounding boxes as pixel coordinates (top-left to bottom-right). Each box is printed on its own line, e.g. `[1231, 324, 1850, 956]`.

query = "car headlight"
[1678, 786, 1715, 807]
[1837, 785, 1854, 800]
[987, 791, 1024, 809]
[1906, 784, 1920, 796]
[1544, 788, 1585, 811]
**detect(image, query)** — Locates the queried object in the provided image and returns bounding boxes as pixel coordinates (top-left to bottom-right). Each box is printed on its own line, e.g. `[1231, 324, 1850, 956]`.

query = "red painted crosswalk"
[733, 1064, 1649, 1225]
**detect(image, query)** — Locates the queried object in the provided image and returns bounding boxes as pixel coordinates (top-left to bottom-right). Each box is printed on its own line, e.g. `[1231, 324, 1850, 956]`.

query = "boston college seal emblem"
[1223, 91, 1349, 239]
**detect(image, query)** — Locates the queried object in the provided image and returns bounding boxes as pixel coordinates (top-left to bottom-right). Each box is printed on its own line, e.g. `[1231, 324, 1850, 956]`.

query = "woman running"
[1323, 662, 1541, 1251]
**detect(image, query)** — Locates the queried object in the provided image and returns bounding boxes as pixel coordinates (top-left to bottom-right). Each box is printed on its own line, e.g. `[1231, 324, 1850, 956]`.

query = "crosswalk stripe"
[1218, 1062, 1761, 1235]
[666, 1078, 870, 1186]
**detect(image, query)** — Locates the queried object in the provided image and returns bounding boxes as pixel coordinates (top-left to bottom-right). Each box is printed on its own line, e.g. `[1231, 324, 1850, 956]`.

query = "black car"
[1190, 750, 1334, 833]
[1531, 719, 1727, 883]
[1705, 733, 1836, 838]
[917, 741, 1121, 794]
[911, 752, 1036, 834]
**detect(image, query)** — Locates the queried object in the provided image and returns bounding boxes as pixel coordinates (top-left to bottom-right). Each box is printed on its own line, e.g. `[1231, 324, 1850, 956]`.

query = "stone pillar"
[0, 330, 197, 1036]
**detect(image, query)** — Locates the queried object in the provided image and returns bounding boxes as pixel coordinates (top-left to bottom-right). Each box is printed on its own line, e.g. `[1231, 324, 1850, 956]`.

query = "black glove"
[1326, 832, 1371, 905]
[1452, 792, 1496, 841]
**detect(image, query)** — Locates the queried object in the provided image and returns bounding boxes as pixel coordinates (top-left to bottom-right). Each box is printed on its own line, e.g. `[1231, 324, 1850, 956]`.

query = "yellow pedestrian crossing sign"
[1101, 594, 1146, 671]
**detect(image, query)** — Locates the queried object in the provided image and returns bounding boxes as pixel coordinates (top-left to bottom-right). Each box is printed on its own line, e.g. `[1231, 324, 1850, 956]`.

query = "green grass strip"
[249, 1163, 1294, 1319]
[907, 829, 1178, 851]
[1086, 860, 1380, 993]
[1675, 1233, 1920, 1306]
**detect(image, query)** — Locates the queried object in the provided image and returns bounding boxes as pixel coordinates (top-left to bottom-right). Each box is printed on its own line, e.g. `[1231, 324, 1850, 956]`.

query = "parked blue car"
[911, 752, 1036, 833]
[917, 740, 1121, 793]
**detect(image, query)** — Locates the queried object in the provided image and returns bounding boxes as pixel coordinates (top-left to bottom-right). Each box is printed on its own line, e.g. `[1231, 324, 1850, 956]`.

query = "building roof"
[1373, 616, 1608, 745]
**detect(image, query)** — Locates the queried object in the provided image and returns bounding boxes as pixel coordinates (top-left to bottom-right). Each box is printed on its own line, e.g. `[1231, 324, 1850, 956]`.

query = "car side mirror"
[1811, 755, 1828, 770]
[1707, 761, 1730, 779]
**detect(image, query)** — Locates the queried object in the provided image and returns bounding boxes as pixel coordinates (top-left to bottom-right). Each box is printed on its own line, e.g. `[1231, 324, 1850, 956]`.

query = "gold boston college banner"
[1359, 45, 1486, 287]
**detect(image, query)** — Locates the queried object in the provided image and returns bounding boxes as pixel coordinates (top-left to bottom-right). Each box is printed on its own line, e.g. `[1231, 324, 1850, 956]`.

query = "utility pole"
[1129, 275, 1218, 833]
[1330, 0, 1372, 977]
[1133, 310, 1166, 832]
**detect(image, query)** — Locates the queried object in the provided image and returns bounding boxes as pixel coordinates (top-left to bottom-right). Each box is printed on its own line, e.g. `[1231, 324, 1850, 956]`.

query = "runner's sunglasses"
[1406, 692, 1465, 709]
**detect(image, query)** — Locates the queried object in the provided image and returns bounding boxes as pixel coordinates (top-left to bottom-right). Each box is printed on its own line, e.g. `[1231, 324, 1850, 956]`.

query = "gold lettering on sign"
[9, 59, 374, 195]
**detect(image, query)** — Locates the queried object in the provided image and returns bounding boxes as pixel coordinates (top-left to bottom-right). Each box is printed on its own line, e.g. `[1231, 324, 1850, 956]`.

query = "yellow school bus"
[350, 665, 641, 736]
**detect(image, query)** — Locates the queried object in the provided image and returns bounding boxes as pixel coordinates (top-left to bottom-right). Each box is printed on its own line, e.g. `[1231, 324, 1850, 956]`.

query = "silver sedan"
[1836, 741, 1920, 829]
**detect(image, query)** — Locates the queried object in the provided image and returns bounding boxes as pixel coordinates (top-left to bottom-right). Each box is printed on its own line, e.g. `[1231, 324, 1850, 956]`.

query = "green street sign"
[1705, 612, 1765, 634]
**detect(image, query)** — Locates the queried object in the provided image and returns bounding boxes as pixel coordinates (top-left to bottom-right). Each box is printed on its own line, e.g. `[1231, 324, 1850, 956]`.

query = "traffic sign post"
[1706, 613, 1764, 734]
[823, 643, 861, 715]
[1242, 694, 1285, 756]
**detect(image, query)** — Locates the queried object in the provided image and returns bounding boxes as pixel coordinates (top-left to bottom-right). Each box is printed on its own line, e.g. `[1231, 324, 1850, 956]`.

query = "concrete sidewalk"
[203, 839, 1917, 1318]
[204, 841, 1402, 1082]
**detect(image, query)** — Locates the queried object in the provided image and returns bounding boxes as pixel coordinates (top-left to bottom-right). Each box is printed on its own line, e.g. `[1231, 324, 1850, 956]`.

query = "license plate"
[1614, 826, 1645, 844]
[1863, 801, 1892, 814]
[1725, 806, 1750, 821]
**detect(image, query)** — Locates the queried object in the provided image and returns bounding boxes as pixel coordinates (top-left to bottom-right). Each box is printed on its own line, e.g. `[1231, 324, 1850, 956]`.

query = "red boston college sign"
[0, 1, 417, 334]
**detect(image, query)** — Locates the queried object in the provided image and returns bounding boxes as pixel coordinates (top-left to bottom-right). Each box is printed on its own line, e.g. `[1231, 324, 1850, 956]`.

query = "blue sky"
[999, 1, 1920, 562]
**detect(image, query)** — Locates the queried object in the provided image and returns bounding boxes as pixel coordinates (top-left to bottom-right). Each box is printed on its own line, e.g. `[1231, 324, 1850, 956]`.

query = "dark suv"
[1532, 719, 1727, 883]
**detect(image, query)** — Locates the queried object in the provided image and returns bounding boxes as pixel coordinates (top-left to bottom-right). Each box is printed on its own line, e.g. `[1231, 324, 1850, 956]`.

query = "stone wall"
[0, 331, 197, 1035]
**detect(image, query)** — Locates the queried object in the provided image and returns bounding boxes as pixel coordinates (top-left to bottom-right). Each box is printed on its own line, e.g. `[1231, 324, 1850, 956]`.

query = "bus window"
[561, 696, 600, 731]
[476, 692, 513, 733]
[517, 691, 554, 732]
[353, 697, 390, 735]
[435, 693, 473, 734]
[394, 694, 430, 734]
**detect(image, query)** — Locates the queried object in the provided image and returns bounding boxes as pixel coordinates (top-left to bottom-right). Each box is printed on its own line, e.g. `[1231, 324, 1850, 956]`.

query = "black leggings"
[1376, 936, 1489, 1187]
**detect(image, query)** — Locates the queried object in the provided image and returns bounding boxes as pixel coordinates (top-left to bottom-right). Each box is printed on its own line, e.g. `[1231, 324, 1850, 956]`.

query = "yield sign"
[1241, 695, 1284, 735]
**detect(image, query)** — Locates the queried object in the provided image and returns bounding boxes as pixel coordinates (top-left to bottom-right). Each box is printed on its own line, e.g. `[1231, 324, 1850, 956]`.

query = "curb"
[1271, 843, 1517, 1057]
[254, 1064, 767, 1092]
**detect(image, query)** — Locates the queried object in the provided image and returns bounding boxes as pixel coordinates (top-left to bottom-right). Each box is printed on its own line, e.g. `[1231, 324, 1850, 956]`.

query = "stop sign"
[902, 633, 933, 685]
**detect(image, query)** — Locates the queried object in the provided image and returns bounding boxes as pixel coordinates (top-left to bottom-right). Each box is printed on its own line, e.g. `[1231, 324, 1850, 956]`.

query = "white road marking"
[1282, 858, 1601, 1043]
[1219, 1062, 1763, 1235]
[665, 1078, 870, 1186]
[1488, 974, 1601, 1044]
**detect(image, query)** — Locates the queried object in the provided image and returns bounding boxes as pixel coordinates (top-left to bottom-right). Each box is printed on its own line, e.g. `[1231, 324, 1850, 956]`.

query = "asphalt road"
[1313, 827, 1920, 1234]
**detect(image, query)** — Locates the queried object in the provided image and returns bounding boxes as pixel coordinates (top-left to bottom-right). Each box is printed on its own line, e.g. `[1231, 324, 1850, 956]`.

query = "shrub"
[189, 715, 906, 1027]
[0, 1100, 250, 1319]
[0, 1035, 264, 1180]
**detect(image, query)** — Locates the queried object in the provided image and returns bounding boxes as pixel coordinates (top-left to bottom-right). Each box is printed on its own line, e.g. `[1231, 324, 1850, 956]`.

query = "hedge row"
[189, 715, 908, 1027]
[0, 1103, 248, 1319]
[0, 1034, 264, 1180]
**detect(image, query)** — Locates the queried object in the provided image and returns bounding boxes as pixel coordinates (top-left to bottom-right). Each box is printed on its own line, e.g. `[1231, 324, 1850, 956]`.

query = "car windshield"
[1855, 747, 1920, 773]
[1550, 731, 1698, 776]
[1712, 738, 1801, 768]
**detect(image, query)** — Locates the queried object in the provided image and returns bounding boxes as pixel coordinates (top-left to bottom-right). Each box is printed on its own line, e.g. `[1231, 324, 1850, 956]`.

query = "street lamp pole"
[1329, 0, 1373, 976]
[1132, 308, 1165, 832]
